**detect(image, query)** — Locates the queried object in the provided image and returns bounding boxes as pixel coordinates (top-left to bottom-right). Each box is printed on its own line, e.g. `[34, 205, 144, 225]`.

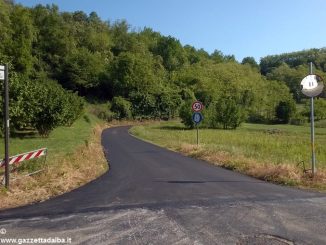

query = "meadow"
[130, 121, 326, 190]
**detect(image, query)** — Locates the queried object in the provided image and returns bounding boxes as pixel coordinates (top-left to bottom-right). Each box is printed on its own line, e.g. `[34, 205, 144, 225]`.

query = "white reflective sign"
[0, 71, 4, 80]
[0, 65, 4, 80]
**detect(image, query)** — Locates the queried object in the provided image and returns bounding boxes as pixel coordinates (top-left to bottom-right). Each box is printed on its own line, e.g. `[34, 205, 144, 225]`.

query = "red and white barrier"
[0, 148, 47, 167]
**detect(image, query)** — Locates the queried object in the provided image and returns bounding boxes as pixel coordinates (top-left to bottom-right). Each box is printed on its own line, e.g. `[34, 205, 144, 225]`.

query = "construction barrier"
[0, 148, 47, 167]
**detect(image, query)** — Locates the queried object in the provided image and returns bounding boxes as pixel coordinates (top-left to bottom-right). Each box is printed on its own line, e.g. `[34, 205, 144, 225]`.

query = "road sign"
[192, 112, 203, 124]
[301, 74, 324, 97]
[192, 101, 204, 112]
[0, 65, 4, 81]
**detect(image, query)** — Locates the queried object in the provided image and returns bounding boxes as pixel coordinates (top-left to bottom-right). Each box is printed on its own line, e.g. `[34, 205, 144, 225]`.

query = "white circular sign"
[192, 101, 204, 112]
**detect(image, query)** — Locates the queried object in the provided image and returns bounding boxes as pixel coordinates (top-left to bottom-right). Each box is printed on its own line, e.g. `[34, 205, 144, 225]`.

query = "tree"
[209, 96, 246, 129]
[8, 5, 36, 75]
[241, 57, 259, 70]
[275, 100, 296, 123]
[153, 36, 186, 72]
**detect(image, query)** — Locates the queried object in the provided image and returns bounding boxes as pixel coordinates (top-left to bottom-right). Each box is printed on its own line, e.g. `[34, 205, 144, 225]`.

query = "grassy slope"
[0, 113, 101, 158]
[0, 112, 108, 209]
[130, 121, 326, 190]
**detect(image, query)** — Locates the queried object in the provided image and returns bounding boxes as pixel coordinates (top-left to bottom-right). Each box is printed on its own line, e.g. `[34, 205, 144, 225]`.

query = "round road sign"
[192, 101, 204, 112]
[192, 112, 203, 124]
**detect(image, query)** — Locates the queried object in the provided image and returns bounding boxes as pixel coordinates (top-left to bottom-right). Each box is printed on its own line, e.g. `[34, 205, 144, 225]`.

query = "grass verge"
[0, 113, 108, 210]
[130, 121, 326, 191]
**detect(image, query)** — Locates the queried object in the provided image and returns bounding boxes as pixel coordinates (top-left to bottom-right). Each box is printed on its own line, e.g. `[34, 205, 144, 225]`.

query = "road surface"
[0, 126, 325, 244]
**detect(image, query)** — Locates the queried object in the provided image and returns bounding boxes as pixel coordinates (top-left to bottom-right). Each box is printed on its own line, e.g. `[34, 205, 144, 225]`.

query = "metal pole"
[309, 62, 316, 176]
[4, 64, 9, 188]
[196, 124, 199, 146]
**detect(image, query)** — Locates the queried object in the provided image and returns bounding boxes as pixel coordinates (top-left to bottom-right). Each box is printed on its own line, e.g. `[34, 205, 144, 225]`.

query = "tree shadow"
[158, 125, 192, 131]
[10, 130, 39, 139]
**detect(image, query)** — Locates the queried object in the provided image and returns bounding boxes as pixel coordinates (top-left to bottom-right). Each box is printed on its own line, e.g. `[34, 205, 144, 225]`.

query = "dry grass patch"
[177, 143, 326, 191]
[0, 124, 108, 210]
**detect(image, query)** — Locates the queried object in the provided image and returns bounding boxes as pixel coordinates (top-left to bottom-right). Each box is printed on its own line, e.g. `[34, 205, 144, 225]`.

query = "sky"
[15, 0, 326, 62]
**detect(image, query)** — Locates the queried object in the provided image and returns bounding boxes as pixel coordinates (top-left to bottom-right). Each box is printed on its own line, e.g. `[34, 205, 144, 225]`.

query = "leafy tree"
[129, 92, 157, 119]
[275, 100, 296, 123]
[8, 5, 36, 75]
[208, 96, 246, 129]
[241, 56, 259, 70]
[153, 36, 186, 72]
[61, 47, 106, 94]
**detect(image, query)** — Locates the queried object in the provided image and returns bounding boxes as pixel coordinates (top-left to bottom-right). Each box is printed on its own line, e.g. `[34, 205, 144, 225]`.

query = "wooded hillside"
[0, 0, 325, 132]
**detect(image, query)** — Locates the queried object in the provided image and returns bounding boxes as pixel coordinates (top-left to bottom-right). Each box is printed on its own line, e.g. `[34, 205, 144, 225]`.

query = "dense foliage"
[0, 0, 325, 132]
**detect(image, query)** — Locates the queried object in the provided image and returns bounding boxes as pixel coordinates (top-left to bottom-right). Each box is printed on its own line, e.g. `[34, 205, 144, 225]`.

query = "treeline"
[260, 48, 326, 102]
[0, 0, 325, 132]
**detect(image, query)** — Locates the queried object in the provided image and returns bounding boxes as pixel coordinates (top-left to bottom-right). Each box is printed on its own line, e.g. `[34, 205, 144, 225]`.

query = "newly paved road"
[0, 126, 325, 244]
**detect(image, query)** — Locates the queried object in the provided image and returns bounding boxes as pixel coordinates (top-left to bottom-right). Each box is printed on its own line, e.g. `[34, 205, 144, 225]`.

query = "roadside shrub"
[209, 97, 247, 129]
[0, 72, 84, 137]
[111, 96, 132, 119]
[179, 100, 195, 128]
[89, 103, 116, 121]
[31, 81, 84, 136]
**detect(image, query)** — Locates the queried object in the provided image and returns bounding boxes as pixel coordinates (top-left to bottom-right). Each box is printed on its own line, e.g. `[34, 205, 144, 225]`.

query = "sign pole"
[4, 64, 9, 188]
[196, 124, 199, 146]
[0, 64, 9, 188]
[309, 62, 316, 177]
[191, 101, 204, 146]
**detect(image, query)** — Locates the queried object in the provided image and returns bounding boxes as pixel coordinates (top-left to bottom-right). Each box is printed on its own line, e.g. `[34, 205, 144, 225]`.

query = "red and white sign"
[0, 148, 47, 167]
[192, 101, 204, 112]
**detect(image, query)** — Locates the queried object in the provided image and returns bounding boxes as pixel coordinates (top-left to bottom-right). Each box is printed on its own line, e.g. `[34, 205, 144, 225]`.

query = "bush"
[89, 103, 116, 122]
[0, 72, 84, 137]
[111, 96, 132, 119]
[129, 92, 157, 119]
[289, 112, 308, 125]
[211, 98, 246, 129]
[179, 101, 195, 128]
[31, 81, 84, 136]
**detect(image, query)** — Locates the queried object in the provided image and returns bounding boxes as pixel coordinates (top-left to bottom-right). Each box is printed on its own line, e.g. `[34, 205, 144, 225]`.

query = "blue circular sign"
[192, 112, 203, 124]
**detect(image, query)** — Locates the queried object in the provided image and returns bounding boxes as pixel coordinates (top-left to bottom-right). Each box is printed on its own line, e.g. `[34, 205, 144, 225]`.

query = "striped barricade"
[0, 148, 47, 167]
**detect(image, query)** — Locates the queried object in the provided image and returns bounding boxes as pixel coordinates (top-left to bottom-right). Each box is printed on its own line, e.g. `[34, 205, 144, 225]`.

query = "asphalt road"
[0, 126, 325, 244]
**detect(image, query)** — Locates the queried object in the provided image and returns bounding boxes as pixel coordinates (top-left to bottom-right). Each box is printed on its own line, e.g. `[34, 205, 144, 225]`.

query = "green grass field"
[130, 121, 326, 170]
[0, 112, 101, 160]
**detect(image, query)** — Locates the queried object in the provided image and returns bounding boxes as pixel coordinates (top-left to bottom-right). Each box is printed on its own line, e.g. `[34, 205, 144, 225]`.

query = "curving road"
[0, 126, 325, 244]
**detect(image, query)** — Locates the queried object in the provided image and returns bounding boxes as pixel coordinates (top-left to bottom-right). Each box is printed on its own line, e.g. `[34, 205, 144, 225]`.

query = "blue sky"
[16, 0, 326, 62]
